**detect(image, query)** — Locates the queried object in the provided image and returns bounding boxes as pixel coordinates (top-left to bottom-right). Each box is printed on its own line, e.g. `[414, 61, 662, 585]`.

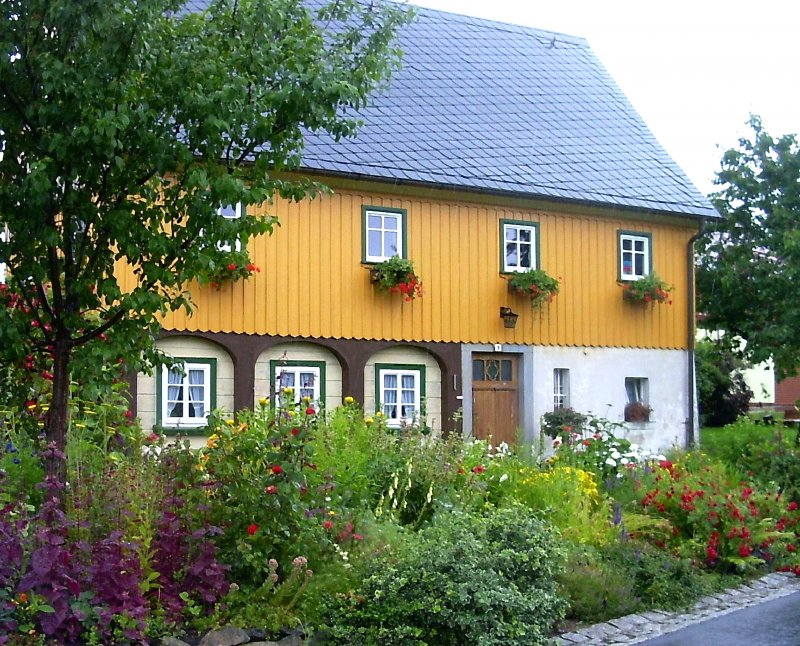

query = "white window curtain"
[400, 374, 416, 419]
[167, 369, 183, 418]
[383, 373, 398, 419]
[188, 369, 205, 418]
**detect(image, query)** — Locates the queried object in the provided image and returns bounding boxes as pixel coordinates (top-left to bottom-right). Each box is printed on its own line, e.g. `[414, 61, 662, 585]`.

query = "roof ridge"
[401, 1, 588, 47]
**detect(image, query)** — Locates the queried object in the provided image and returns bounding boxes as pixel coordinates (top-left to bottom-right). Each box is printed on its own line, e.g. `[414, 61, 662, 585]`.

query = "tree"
[0, 0, 410, 480]
[697, 116, 800, 380]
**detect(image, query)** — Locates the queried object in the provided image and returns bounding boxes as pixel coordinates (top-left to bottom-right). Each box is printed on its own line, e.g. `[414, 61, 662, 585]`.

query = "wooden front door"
[472, 353, 519, 446]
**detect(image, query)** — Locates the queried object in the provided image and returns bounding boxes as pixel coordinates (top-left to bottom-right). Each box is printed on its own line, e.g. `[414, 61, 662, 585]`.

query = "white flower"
[499, 473, 509, 483]
[620, 457, 630, 465]
[610, 450, 621, 460]
[605, 457, 617, 467]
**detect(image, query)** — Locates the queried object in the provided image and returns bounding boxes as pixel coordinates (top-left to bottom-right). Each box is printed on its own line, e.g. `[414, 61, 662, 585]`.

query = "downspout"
[686, 218, 707, 448]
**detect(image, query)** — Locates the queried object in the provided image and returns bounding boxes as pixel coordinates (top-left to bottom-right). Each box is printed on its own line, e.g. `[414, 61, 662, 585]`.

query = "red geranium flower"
[306, 407, 315, 415]
[472, 464, 485, 474]
[291, 428, 300, 436]
[227, 263, 238, 271]
[789, 502, 799, 511]
[271, 465, 283, 475]
[247, 524, 258, 536]
[265, 485, 278, 495]
[323, 520, 334, 530]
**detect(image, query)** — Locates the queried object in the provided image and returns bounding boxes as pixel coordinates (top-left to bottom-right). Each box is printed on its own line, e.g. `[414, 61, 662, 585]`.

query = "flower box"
[506, 269, 560, 309]
[369, 256, 423, 301]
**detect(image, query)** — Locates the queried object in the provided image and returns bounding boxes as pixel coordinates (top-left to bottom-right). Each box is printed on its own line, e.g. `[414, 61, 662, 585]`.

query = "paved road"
[639, 591, 800, 646]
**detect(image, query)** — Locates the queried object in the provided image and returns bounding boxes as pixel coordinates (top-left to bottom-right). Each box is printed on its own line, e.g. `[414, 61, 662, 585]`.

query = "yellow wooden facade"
[135, 179, 697, 350]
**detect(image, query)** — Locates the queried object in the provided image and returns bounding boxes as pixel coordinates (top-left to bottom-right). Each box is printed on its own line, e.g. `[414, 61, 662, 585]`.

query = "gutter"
[686, 218, 707, 448]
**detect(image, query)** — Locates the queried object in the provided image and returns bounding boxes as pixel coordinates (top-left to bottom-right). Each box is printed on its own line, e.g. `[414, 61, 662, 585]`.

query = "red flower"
[659, 460, 673, 470]
[265, 485, 278, 495]
[246, 263, 258, 272]
[472, 464, 485, 474]
[323, 520, 334, 530]
[227, 263, 238, 271]
[41, 370, 54, 380]
[271, 465, 283, 475]
[247, 524, 259, 536]
[738, 544, 752, 558]
[291, 427, 300, 436]
[353, 534, 364, 541]
[789, 502, 799, 511]
[788, 544, 796, 553]
[306, 407, 315, 415]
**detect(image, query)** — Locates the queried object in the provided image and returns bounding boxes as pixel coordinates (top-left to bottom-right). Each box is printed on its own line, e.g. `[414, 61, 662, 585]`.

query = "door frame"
[460, 344, 535, 444]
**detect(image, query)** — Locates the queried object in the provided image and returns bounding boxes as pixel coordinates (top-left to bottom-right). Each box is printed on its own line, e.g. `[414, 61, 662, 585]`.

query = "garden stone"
[160, 638, 191, 646]
[277, 636, 303, 646]
[198, 626, 251, 646]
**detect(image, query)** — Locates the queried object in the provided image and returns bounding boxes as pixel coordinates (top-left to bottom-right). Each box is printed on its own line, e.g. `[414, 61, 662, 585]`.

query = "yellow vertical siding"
[152, 187, 695, 349]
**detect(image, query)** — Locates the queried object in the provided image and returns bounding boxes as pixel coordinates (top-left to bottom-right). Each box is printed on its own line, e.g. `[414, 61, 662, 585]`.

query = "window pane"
[218, 204, 237, 219]
[384, 216, 399, 232]
[634, 240, 645, 252]
[505, 227, 518, 241]
[519, 244, 531, 268]
[384, 231, 398, 257]
[367, 230, 382, 257]
[519, 229, 532, 242]
[505, 242, 518, 266]
[472, 360, 485, 381]
[279, 372, 295, 388]
[500, 360, 512, 381]
[367, 215, 382, 229]
[634, 255, 644, 276]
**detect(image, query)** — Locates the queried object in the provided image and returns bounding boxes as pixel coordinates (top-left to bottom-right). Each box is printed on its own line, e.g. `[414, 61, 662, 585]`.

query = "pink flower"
[265, 485, 278, 495]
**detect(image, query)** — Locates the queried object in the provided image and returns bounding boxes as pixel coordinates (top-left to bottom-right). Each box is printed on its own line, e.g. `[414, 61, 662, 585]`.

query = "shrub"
[540, 407, 587, 440]
[323, 505, 567, 645]
[696, 340, 752, 427]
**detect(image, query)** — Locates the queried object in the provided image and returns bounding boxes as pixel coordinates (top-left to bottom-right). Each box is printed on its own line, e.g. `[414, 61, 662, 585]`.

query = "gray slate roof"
[301, 5, 717, 218]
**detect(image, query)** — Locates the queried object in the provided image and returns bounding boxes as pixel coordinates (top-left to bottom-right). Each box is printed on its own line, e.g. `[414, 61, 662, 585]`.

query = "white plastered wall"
[364, 346, 442, 434]
[136, 336, 235, 432]
[254, 342, 343, 410]
[533, 347, 691, 453]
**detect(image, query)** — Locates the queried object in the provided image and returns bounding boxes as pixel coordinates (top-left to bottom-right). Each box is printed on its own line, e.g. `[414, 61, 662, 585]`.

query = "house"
[131, 3, 718, 451]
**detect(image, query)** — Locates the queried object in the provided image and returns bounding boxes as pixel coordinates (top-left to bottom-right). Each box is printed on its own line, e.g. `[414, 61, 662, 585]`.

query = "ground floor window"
[159, 358, 216, 428]
[553, 368, 570, 409]
[624, 377, 651, 422]
[375, 363, 425, 428]
[271, 361, 325, 409]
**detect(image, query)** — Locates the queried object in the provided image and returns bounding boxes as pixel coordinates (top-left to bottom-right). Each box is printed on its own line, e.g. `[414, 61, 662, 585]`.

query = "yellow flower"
[283, 386, 294, 396]
[375, 411, 384, 419]
[364, 417, 374, 426]
[206, 434, 219, 449]
[302, 396, 312, 404]
[225, 418, 235, 427]
[344, 396, 355, 405]
[259, 397, 269, 406]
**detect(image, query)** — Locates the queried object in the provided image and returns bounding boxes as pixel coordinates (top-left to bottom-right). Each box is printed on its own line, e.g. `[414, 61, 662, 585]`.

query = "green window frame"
[617, 230, 653, 281]
[499, 219, 540, 273]
[270, 360, 326, 409]
[157, 357, 217, 433]
[374, 363, 426, 428]
[362, 206, 408, 263]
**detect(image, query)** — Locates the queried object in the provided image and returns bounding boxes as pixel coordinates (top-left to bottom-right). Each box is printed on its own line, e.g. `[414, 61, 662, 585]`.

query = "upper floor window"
[216, 203, 244, 252]
[159, 358, 216, 428]
[553, 368, 570, 409]
[501, 220, 538, 272]
[619, 231, 652, 281]
[363, 206, 406, 262]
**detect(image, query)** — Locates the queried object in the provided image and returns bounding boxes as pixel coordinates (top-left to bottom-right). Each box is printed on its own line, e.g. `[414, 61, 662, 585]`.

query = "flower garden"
[2, 395, 800, 645]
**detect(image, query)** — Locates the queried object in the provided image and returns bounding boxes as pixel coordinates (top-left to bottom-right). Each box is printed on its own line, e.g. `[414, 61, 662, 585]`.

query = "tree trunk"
[45, 335, 71, 486]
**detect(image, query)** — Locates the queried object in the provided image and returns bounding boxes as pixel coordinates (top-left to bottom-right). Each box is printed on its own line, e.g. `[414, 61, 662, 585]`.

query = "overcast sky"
[408, 0, 799, 195]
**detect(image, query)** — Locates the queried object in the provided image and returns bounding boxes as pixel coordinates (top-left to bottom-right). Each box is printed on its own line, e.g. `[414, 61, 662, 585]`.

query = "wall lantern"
[499, 306, 519, 329]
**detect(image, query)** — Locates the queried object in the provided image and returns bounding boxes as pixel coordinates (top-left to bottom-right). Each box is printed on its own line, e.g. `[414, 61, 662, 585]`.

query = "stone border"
[553, 572, 800, 645]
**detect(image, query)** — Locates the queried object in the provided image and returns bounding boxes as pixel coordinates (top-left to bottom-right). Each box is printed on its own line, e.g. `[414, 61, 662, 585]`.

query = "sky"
[408, 0, 799, 196]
